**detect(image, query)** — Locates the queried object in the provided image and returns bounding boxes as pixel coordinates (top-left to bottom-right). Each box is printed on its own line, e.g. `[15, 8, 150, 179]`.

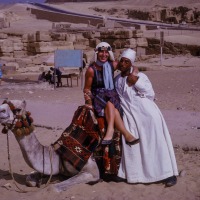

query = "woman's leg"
[103, 101, 138, 143]
[113, 108, 137, 142]
[103, 101, 115, 141]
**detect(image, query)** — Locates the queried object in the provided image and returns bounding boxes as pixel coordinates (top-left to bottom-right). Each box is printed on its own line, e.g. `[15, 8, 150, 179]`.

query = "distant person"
[38, 72, 46, 82]
[45, 70, 53, 84]
[50, 67, 62, 86]
[79, 60, 86, 73]
[0, 63, 4, 85]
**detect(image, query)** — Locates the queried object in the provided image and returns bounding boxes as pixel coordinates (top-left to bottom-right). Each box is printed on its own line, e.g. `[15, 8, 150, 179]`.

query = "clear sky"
[0, 0, 45, 3]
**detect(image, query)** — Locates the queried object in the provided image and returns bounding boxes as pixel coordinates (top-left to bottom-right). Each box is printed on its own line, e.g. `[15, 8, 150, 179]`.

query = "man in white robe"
[115, 49, 179, 187]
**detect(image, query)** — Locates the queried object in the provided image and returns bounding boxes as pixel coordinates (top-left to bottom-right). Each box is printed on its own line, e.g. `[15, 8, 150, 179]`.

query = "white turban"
[120, 48, 136, 66]
[93, 42, 115, 62]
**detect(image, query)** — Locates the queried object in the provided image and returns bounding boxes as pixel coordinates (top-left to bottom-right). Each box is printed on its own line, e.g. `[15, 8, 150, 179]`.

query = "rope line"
[6, 131, 54, 193]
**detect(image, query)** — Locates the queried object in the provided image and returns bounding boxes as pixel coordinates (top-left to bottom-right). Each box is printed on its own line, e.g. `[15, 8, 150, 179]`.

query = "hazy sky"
[0, 0, 45, 3]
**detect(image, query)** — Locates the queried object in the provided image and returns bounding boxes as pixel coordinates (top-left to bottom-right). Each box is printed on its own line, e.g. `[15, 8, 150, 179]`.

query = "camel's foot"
[26, 171, 43, 187]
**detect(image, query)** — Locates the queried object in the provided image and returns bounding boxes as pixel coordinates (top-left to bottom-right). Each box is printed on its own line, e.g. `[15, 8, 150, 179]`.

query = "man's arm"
[127, 72, 155, 100]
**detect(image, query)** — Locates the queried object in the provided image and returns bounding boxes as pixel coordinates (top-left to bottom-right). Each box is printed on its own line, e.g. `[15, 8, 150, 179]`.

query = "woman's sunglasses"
[96, 46, 112, 51]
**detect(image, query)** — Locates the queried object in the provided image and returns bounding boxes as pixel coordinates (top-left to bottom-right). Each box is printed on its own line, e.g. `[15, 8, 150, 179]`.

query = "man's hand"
[127, 67, 139, 86]
[127, 74, 138, 86]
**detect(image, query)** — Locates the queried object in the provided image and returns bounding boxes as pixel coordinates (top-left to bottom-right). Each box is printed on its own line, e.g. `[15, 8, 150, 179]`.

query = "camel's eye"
[0, 109, 6, 114]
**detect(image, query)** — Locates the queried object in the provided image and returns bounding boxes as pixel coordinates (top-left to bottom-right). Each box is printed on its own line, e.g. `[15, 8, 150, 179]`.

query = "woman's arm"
[112, 61, 118, 71]
[83, 67, 94, 105]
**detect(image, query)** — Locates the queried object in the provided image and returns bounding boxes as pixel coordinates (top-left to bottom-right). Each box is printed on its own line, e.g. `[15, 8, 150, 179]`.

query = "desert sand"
[0, 55, 200, 200]
[0, 1, 200, 200]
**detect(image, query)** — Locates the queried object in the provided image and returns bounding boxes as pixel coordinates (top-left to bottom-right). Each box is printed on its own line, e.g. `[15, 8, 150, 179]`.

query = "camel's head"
[0, 100, 34, 136]
[0, 100, 26, 125]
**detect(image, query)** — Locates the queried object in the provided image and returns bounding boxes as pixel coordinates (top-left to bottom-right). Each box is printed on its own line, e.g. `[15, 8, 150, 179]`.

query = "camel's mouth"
[0, 116, 12, 124]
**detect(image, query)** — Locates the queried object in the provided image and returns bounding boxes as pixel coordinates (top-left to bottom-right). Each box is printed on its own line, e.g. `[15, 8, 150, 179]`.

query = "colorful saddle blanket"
[53, 105, 100, 171]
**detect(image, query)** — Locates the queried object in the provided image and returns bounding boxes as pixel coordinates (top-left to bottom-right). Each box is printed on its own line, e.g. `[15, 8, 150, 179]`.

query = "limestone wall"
[0, 29, 147, 73]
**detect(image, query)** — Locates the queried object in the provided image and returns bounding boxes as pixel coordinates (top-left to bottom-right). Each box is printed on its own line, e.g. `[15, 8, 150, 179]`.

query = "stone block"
[55, 23, 71, 31]
[13, 42, 24, 51]
[136, 47, 146, 56]
[57, 45, 74, 50]
[113, 39, 127, 49]
[2, 52, 13, 57]
[140, 25, 146, 31]
[22, 33, 36, 42]
[100, 30, 116, 39]
[132, 30, 143, 38]
[0, 33, 8, 39]
[74, 38, 89, 46]
[83, 31, 95, 39]
[36, 31, 52, 42]
[0, 39, 13, 53]
[136, 38, 148, 47]
[13, 51, 27, 58]
[31, 57, 44, 65]
[34, 42, 55, 53]
[52, 41, 73, 47]
[6, 62, 19, 70]
[114, 30, 133, 39]
[89, 39, 101, 48]
[36, 46, 56, 53]
[51, 33, 66, 41]
[2, 65, 17, 75]
[101, 30, 133, 39]
[25, 65, 41, 72]
[73, 43, 87, 50]
[0, 46, 13, 53]
[66, 34, 76, 42]
[15, 60, 27, 69]
[84, 50, 95, 64]
[124, 38, 137, 48]
[94, 32, 100, 38]
[76, 34, 85, 40]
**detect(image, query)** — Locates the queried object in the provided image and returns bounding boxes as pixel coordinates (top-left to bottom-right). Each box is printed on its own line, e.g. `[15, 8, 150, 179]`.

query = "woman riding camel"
[83, 42, 139, 146]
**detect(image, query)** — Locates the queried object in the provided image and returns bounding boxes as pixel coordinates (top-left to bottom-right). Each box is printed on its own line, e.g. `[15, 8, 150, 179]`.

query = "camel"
[0, 99, 100, 192]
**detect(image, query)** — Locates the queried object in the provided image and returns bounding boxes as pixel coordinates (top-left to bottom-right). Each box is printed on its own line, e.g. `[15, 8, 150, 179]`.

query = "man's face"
[118, 57, 132, 73]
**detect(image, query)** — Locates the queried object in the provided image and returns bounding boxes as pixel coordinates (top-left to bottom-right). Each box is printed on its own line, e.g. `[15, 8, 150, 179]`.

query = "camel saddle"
[53, 105, 121, 174]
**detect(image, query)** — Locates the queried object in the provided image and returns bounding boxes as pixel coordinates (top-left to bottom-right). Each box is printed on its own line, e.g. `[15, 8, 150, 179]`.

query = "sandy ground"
[0, 54, 200, 200]
[0, 1, 200, 200]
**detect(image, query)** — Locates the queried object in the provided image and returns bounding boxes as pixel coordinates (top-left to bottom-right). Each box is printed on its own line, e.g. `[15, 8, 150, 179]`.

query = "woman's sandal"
[101, 139, 113, 145]
[126, 138, 140, 147]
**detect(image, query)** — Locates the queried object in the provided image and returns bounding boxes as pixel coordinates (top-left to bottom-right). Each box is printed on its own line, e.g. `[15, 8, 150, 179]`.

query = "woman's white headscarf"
[120, 48, 136, 66]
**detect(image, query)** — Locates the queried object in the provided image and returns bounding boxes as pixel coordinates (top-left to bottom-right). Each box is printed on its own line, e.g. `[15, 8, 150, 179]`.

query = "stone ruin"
[0, 29, 148, 74]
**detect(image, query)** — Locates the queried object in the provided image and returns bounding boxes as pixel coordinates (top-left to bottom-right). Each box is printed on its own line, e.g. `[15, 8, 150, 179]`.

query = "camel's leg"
[51, 157, 100, 192]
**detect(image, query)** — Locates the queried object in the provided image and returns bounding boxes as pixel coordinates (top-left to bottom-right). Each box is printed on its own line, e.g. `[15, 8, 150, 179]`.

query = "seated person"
[38, 72, 46, 82]
[50, 67, 62, 86]
[45, 70, 53, 84]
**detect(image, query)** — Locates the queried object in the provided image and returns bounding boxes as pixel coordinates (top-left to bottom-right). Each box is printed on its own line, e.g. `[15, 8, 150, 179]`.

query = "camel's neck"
[14, 131, 60, 175]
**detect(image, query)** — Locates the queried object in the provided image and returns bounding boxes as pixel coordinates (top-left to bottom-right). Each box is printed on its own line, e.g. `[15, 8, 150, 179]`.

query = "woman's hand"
[113, 61, 119, 71]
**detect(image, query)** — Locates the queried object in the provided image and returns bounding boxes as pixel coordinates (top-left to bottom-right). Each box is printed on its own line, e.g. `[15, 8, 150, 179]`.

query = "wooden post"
[160, 31, 164, 67]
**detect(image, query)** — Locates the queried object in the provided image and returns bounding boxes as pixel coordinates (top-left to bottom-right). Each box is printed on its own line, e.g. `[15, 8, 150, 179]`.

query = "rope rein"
[6, 131, 54, 193]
